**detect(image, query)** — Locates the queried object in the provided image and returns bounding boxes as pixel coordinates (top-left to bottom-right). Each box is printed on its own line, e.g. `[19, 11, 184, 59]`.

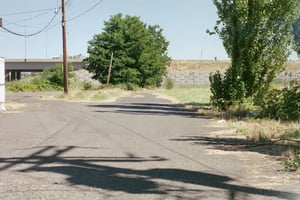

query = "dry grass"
[167, 60, 230, 71]
[51, 88, 130, 102]
[167, 60, 300, 72]
[229, 119, 300, 143]
[285, 61, 300, 72]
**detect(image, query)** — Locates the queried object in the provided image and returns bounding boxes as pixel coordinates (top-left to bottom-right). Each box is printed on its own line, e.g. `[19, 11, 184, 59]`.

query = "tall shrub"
[84, 14, 170, 88]
[209, 0, 300, 110]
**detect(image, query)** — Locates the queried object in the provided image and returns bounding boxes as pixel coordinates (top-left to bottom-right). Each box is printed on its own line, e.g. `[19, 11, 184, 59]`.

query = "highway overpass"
[5, 58, 84, 81]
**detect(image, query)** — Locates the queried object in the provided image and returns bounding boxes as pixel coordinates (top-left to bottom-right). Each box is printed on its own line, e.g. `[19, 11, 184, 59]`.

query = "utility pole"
[106, 52, 114, 86]
[62, 0, 68, 94]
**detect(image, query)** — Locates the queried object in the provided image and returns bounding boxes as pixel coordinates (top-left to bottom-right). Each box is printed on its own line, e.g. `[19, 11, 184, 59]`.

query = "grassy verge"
[6, 80, 60, 92]
[158, 84, 300, 171]
[51, 86, 129, 102]
[159, 84, 211, 108]
[6, 73, 130, 103]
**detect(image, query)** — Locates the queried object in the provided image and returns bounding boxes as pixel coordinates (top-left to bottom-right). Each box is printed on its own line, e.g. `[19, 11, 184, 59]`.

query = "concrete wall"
[167, 70, 300, 85]
[275, 71, 300, 80]
[74, 68, 300, 86]
[167, 71, 213, 84]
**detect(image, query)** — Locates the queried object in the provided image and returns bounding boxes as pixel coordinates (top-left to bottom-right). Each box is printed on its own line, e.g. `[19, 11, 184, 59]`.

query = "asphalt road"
[0, 92, 299, 200]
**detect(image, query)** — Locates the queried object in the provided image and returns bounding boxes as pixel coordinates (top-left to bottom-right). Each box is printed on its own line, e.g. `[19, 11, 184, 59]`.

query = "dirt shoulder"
[206, 121, 300, 193]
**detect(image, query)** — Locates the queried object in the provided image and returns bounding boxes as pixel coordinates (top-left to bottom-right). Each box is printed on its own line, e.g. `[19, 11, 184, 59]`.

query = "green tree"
[84, 13, 170, 88]
[293, 17, 300, 55]
[209, 0, 300, 110]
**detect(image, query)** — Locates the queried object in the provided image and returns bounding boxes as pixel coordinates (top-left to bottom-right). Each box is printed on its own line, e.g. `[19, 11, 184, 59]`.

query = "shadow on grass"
[0, 146, 298, 199]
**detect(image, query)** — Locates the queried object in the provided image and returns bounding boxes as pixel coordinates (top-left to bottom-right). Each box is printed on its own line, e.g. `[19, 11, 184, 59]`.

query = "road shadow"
[0, 146, 299, 199]
[171, 135, 299, 158]
[89, 103, 208, 118]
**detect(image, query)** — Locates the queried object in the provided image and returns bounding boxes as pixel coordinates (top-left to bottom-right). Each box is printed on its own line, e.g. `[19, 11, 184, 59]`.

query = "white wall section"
[0, 57, 5, 110]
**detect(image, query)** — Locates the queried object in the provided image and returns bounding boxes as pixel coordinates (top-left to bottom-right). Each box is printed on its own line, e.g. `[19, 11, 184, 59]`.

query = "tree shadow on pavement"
[89, 103, 208, 118]
[171, 135, 298, 158]
[0, 146, 299, 199]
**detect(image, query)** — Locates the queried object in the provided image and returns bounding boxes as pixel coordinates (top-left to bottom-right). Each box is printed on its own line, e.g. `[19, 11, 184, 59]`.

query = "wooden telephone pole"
[106, 52, 114, 86]
[62, 0, 68, 94]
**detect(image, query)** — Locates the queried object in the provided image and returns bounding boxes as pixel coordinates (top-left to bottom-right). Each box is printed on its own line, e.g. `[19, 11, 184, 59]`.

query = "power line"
[0, 10, 59, 37]
[45, 20, 61, 31]
[37, 0, 105, 32]
[66, 0, 73, 8]
[4, 10, 54, 28]
[0, 8, 56, 17]
[67, 0, 104, 22]
[0, 0, 105, 31]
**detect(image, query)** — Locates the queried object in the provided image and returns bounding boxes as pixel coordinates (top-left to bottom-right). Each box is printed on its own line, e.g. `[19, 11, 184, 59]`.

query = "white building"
[0, 57, 5, 110]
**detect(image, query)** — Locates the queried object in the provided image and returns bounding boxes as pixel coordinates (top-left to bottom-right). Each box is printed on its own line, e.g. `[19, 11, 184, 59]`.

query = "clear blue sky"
[0, 0, 298, 60]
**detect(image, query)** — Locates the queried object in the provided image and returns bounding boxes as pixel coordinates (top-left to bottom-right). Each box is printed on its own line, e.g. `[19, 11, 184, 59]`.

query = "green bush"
[31, 76, 60, 91]
[6, 81, 38, 92]
[281, 129, 300, 140]
[209, 70, 246, 111]
[82, 81, 93, 90]
[164, 78, 174, 90]
[125, 83, 138, 91]
[281, 82, 300, 121]
[41, 64, 73, 88]
[6, 63, 74, 92]
[257, 81, 300, 121]
[209, 71, 228, 110]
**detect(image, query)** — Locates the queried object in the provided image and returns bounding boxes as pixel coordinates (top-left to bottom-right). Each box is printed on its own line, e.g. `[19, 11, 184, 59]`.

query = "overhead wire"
[0, 7, 57, 17]
[0, 8, 60, 37]
[66, 0, 73, 8]
[67, 0, 104, 22]
[42, 0, 105, 32]
[4, 10, 54, 28]
[0, 0, 105, 37]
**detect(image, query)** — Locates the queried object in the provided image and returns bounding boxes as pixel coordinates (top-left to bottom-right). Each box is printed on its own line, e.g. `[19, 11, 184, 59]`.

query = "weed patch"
[282, 149, 300, 171]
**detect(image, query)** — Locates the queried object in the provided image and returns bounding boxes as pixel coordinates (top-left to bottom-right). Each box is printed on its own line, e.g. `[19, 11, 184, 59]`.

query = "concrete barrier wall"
[74, 69, 300, 85]
[167, 71, 214, 84]
[276, 71, 300, 80]
[167, 70, 300, 85]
